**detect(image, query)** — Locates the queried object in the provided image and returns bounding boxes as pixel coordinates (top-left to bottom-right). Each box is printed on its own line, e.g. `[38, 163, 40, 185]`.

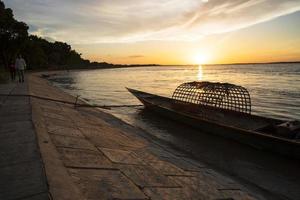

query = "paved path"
[28, 74, 265, 200]
[0, 74, 265, 200]
[0, 81, 49, 200]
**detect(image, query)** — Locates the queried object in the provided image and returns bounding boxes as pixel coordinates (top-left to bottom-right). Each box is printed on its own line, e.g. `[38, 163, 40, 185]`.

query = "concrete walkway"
[0, 81, 49, 200]
[0, 74, 264, 200]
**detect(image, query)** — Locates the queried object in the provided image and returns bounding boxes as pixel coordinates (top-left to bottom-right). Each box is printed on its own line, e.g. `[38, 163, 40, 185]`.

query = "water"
[49, 63, 300, 158]
[50, 63, 300, 121]
[49, 63, 300, 199]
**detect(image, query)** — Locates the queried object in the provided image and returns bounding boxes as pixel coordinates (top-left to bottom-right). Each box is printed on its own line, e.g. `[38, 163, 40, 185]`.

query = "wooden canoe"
[127, 87, 300, 160]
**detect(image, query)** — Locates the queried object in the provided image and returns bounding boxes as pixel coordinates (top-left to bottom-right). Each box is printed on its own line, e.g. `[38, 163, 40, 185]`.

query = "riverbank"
[0, 73, 265, 199]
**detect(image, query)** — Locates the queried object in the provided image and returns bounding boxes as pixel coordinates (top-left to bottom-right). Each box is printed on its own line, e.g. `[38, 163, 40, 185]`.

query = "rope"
[0, 94, 143, 110]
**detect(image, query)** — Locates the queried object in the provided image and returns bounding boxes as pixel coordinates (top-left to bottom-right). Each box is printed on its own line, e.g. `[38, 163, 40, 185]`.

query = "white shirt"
[15, 58, 26, 70]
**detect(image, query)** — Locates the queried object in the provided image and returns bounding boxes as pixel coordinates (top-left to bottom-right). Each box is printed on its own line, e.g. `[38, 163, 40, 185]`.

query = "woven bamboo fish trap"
[172, 81, 251, 114]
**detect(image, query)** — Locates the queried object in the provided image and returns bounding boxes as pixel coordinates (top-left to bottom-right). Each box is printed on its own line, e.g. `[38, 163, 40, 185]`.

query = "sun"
[193, 53, 211, 64]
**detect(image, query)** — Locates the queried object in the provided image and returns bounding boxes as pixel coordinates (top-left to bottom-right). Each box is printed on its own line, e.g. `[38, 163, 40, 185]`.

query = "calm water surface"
[50, 63, 300, 121]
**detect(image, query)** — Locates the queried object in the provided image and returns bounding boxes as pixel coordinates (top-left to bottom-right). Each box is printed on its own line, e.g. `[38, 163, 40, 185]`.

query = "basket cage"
[172, 81, 251, 114]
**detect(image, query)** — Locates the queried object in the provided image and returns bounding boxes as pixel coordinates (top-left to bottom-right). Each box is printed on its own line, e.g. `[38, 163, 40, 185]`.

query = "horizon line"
[107, 60, 300, 67]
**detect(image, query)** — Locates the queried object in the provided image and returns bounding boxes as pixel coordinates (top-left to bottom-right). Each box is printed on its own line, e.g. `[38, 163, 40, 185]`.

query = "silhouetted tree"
[0, 1, 28, 68]
[22, 36, 48, 69]
[0, 0, 115, 71]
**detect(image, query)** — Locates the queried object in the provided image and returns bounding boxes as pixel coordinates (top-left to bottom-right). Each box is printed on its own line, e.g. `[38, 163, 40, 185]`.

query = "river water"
[49, 63, 300, 199]
[50, 63, 300, 120]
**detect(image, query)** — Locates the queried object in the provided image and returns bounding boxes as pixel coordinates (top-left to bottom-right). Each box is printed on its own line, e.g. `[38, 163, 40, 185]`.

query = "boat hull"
[127, 88, 300, 160]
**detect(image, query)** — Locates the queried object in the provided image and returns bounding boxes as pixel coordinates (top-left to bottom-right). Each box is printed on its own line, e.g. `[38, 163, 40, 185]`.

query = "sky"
[4, 0, 300, 65]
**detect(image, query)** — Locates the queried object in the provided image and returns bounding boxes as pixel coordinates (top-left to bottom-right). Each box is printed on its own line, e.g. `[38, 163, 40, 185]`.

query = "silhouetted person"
[9, 61, 16, 81]
[15, 55, 26, 82]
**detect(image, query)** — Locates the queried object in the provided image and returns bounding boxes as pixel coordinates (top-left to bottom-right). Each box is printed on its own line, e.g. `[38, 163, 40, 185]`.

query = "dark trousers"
[17, 69, 25, 82]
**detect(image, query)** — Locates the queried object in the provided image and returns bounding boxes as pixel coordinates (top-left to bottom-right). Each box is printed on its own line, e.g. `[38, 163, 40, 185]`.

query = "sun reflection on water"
[198, 65, 203, 80]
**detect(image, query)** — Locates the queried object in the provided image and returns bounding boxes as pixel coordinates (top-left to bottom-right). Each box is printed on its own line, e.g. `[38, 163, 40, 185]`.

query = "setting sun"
[193, 53, 212, 65]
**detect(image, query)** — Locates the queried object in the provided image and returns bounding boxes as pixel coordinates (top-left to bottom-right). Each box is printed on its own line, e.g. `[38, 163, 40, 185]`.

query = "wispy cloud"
[4, 0, 300, 43]
[128, 55, 145, 58]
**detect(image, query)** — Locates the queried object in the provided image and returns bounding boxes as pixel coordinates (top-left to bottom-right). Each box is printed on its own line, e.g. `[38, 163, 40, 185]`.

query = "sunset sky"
[4, 0, 300, 65]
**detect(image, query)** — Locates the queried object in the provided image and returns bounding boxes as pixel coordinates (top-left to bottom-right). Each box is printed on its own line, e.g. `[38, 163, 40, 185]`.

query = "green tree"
[0, 1, 28, 68]
[0, 1, 104, 71]
[22, 36, 48, 69]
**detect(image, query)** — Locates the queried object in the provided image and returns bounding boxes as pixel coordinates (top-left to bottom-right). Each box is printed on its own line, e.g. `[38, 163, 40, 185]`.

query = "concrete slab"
[80, 127, 140, 151]
[80, 126, 146, 149]
[147, 159, 188, 176]
[46, 124, 66, 133]
[68, 169, 148, 200]
[170, 173, 255, 200]
[169, 175, 236, 199]
[43, 112, 72, 122]
[134, 150, 162, 162]
[0, 141, 40, 167]
[179, 157, 207, 169]
[0, 81, 49, 200]
[21, 192, 50, 200]
[46, 117, 75, 129]
[0, 114, 31, 123]
[0, 121, 33, 132]
[40, 105, 63, 112]
[138, 147, 200, 173]
[0, 106, 31, 115]
[220, 190, 257, 200]
[120, 164, 179, 188]
[71, 112, 109, 127]
[50, 134, 96, 151]
[146, 145, 175, 158]
[160, 156, 204, 172]
[49, 127, 85, 138]
[32, 102, 86, 200]
[57, 147, 114, 169]
[0, 161, 48, 200]
[0, 128, 35, 144]
[5, 100, 30, 106]
[143, 187, 198, 200]
[98, 147, 144, 165]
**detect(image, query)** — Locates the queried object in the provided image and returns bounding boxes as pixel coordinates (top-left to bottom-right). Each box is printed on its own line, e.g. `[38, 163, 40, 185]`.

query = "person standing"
[9, 61, 16, 81]
[15, 55, 26, 83]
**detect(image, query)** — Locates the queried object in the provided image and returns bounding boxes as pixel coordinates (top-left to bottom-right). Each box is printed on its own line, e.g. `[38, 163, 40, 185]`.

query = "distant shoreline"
[32, 60, 300, 73]
[204, 61, 300, 66]
[96, 61, 300, 68]
[157, 61, 300, 67]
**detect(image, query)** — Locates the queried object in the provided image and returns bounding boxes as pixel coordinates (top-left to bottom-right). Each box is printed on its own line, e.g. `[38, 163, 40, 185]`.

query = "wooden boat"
[127, 81, 300, 159]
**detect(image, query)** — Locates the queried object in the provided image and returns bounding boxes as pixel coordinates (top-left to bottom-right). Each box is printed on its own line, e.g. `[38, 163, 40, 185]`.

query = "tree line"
[0, 1, 115, 70]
